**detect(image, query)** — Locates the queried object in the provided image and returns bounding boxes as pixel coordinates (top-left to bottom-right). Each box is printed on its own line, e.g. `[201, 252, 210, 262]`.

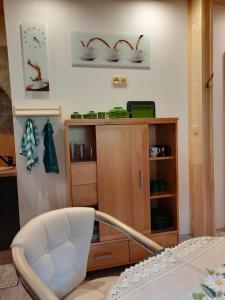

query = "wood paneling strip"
[188, 0, 215, 236]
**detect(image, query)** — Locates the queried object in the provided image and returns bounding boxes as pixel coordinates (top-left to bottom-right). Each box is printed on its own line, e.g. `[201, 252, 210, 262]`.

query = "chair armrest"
[12, 247, 59, 300]
[95, 210, 164, 254]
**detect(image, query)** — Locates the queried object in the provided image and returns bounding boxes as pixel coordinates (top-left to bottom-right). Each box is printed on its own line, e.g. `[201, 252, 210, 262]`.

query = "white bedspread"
[107, 237, 225, 300]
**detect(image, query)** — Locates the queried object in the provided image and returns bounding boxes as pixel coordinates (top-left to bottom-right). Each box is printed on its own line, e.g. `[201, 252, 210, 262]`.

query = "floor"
[0, 265, 127, 300]
[216, 230, 225, 237]
[0, 281, 31, 300]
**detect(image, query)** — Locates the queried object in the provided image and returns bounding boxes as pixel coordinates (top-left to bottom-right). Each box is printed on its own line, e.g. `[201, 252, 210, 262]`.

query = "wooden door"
[131, 125, 150, 234]
[96, 125, 133, 241]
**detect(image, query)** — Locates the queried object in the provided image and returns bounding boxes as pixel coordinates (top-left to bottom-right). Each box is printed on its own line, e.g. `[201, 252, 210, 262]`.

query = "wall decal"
[20, 22, 50, 92]
[71, 32, 150, 69]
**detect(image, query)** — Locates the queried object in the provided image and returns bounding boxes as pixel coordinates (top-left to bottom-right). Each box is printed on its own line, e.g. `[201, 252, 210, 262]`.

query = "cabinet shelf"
[151, 228, 177, 235]
[150, 191, 176, 200]
[149, 156, 175, 161]
[71, 161, 97, 165]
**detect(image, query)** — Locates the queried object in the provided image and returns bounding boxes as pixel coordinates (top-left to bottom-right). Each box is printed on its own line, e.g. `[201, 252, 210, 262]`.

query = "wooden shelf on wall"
[12, 106, 62, 117]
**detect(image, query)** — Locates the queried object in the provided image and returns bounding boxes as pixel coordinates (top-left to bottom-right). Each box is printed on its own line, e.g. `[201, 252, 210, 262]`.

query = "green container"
[127, 101, 156, 118]
[83, 111, 97, 119]
[71, 112, 82, 119]
[97, 112, 106, 119]
[108, 107, 129, 119]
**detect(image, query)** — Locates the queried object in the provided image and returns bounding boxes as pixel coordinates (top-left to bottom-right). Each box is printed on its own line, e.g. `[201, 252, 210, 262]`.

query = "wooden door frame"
[188, 0, 215, 236]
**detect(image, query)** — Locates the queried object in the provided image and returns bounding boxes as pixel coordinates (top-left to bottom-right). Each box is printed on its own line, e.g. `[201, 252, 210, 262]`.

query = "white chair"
[11, 207, 163, 300]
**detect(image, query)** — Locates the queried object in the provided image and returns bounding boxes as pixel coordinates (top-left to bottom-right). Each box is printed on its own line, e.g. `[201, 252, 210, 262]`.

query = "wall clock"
[20, 22, 50, 92]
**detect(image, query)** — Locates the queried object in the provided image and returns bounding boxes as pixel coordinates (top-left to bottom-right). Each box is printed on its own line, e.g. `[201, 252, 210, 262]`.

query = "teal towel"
[20, 119, 40, 173]
[43, 121, 59, 173]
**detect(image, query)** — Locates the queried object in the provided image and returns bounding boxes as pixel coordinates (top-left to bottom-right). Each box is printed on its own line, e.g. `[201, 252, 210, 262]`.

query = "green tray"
[127, 101, 155, 118]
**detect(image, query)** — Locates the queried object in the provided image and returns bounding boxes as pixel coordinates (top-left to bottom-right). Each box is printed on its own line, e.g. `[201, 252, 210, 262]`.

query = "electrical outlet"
[112, 76, 128, 87]
[112, 77, 121, 87]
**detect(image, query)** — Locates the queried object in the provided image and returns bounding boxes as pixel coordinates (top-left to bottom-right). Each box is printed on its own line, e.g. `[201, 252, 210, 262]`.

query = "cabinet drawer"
[71, 162, 97, 185]
[129, 240, 151, 262]
[129, 232, 178, 262]
[150, 232, 178, 247]
[87, 241, 129, 270]
[72, 184, 98, 206]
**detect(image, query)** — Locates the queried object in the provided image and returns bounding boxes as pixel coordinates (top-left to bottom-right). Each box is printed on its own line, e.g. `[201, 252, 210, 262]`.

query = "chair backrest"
[11, 207, 95, 298]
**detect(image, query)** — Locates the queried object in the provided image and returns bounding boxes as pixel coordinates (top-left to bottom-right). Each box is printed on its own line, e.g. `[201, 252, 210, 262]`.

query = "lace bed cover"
[107, 237, 223, 300]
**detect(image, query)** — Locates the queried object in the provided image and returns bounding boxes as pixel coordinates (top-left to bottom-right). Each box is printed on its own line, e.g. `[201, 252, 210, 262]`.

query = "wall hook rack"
[12, 106, 62, 117]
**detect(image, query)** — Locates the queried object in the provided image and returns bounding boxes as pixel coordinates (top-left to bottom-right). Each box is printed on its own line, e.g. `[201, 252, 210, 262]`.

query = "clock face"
[22, 25, 46, 49]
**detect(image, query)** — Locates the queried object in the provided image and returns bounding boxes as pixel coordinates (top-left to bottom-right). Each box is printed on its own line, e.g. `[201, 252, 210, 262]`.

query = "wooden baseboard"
[0, 250, 12, 265]
[216, 228, 225, 237]
[180, 234, 194, 242]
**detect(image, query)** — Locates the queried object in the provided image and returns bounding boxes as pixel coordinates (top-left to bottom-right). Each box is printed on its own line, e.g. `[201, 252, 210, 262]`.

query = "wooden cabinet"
[64, 118, 178, 271]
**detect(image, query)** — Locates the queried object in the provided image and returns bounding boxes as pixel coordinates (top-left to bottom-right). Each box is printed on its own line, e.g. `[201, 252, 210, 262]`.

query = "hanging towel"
[20, 119, 40, 173]
[43, 120, 59, 173]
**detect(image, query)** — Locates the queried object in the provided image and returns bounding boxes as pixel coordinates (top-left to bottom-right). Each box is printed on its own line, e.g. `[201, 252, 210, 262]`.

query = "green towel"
[43, 120, 59, 173]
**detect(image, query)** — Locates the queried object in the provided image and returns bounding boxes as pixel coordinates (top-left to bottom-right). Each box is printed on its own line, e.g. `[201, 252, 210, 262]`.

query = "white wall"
[4, 0, 190, 234]
[213, 5, 225, 230]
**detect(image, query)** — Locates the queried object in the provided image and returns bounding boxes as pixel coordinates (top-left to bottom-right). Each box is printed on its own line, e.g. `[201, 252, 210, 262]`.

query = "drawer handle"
[94, 253, 113, 260]
[139, 170, 144, 188]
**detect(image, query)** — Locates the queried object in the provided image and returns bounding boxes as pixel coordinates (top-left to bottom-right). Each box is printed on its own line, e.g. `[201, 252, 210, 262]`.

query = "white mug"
[150, 146, 160, 157]
[106, 48, 122, 62]
[32, 80, 43, 89]
[81, 47, 97, 61]
[130, 49, 145, 63]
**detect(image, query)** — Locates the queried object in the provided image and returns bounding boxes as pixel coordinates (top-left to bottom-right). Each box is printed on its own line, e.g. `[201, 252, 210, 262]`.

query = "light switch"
[121, 77, 127, 87]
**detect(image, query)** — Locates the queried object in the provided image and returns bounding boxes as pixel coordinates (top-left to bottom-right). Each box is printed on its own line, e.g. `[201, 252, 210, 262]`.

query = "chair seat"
[63, 276, 118, 300]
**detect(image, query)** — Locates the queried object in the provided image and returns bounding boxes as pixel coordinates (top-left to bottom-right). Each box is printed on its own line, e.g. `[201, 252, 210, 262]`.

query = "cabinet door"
[131, 125, 150, 234]
[96, 125, 133, 241]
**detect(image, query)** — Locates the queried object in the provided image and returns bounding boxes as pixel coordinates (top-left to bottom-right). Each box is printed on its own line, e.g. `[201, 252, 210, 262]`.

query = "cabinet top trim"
[64, 118, 178, 126]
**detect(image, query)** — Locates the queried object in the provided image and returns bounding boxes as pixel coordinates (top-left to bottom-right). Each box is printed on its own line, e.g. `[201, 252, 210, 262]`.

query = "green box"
[127, 101, 155, 118]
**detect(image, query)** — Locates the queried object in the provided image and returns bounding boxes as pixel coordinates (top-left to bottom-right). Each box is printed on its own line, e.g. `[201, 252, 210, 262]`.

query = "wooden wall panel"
[0, 1, 3, 15]
[214, 0, 225, 5]
[0, 1, 15, 166]
[188, 0, 215, 236]
[0, 133, 15, 165]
